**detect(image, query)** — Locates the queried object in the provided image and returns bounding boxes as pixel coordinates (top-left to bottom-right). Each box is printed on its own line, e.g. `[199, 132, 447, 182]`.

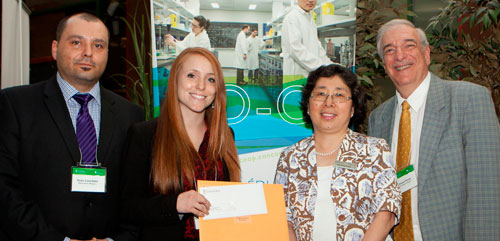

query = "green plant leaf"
[459, 16, 471, 25]
[489, 8, 500, 23]
[427, 21, 437, 31]
[407, 10, 417, 17]
[359, 75, 374, 87]
[364, 33, 377, 41]
[120, 0, 154, 120]
[472, 7, 488, 27]
[359, 43, 375, 53]
[483, 14, 491, 29]
[488, 1, 500, 9]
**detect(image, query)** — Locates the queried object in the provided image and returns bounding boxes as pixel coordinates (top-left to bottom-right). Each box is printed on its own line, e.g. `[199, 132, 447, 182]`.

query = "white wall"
[216, 49, 238, 70]
[200, 9, 272, 69]
[1, 0, 30, 89]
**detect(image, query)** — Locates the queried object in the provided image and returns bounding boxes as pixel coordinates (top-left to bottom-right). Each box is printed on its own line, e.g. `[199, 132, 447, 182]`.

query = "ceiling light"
[249, 4, 257, 10]
[211, 2, 220, 8]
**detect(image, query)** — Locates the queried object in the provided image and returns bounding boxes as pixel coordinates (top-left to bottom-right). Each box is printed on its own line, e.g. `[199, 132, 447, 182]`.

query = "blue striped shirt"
[56, 72, 101, 141]
[56, 74, 112, 241]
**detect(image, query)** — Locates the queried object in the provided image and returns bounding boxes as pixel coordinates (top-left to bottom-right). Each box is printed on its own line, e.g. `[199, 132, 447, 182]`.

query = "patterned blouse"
[274, 130, 401, 241]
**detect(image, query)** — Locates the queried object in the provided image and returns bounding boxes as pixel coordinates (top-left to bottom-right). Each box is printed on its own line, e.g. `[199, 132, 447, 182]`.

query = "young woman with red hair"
[120, 47, 240, 241]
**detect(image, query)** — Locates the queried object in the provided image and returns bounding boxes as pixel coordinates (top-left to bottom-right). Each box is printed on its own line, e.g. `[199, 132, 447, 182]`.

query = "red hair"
[151, 47, 240, 194]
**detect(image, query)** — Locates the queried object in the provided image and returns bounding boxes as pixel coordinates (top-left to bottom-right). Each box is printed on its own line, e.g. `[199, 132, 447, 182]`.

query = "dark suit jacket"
[0, 76, 144, 241]
[120, 119, 230, 241]
[368, 74, 500, 240]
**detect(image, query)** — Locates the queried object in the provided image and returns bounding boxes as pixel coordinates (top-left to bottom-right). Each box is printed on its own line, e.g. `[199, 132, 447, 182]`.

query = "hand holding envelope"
[199, 183, 268, 219]
[177, 190, 211, 217]
[197, 181, 289, 241]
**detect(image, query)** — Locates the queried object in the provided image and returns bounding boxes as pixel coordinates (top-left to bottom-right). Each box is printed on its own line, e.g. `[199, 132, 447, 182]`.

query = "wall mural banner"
[151, 0, 356, 184]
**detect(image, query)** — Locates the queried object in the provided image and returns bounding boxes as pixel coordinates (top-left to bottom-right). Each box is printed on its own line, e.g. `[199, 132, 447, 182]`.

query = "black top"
[120, 119, 230, 241]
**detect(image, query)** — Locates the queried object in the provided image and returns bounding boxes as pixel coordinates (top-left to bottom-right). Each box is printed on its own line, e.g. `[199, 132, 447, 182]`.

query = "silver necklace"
[316, 141, 342, 156]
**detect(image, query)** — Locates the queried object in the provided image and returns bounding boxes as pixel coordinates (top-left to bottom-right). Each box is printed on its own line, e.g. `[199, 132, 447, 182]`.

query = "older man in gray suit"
[368, 19, 500, 241]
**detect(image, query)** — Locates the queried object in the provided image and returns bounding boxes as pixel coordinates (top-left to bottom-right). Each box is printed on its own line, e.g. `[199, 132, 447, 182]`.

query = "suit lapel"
[97, 88, 115, 164]
[43, 77, 80, 164]
[418, 74, 447, 194]
[380, 97, 397, 145]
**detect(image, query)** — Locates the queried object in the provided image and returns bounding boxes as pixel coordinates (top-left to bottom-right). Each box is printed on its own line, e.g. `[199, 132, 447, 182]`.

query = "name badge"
[335, 161, 357, 170]
[71, 166, 107, 193]
[397, 165, 417, 193]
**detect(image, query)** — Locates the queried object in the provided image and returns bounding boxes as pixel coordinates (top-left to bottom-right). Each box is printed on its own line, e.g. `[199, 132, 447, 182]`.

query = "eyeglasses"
[310, 91, 352, 103]
[190, 23, 200, 28]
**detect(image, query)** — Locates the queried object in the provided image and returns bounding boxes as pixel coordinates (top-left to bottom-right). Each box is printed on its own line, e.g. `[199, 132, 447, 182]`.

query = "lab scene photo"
[152, 0, 356, 156]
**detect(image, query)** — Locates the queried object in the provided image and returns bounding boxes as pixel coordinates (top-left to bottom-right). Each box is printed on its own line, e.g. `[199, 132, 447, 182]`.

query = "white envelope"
[200, 183, 268, 220]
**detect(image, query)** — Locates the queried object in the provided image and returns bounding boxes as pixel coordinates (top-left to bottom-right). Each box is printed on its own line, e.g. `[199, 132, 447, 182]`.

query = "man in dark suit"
[0, 13, 144, 241]
[368, 19, 500, 241]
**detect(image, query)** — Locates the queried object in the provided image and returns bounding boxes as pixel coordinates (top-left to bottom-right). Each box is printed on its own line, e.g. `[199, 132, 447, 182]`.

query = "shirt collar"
[293, 5, 311, 16]
[396, 71, 431, 112]
[56, 72, 101, 105]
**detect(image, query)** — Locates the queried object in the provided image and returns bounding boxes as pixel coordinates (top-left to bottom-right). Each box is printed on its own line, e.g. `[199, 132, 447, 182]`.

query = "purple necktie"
[73, 94, 97, 165]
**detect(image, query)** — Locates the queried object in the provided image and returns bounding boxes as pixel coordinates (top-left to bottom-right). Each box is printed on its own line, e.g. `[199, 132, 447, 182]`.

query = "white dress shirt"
[391, 71, 431, 241]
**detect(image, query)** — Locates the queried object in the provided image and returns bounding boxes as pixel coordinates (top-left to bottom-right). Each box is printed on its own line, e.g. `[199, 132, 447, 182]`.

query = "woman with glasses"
[166, 15, 211, 53]
[274, 64, 401, 241]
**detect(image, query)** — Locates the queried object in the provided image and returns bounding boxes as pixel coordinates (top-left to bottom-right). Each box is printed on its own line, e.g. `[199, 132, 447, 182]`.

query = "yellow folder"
[198, 180, 289, 241]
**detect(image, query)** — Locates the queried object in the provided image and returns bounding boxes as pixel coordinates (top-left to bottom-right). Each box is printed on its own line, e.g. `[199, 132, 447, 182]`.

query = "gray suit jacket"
[368, 74, 500, 240]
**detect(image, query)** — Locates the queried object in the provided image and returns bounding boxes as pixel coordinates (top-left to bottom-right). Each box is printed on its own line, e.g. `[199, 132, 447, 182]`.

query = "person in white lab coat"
[166, 15, 211, 54]
[281, 0, 333, 81]
[235, 25, 250, 85]
[247, 29, 263, 83]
